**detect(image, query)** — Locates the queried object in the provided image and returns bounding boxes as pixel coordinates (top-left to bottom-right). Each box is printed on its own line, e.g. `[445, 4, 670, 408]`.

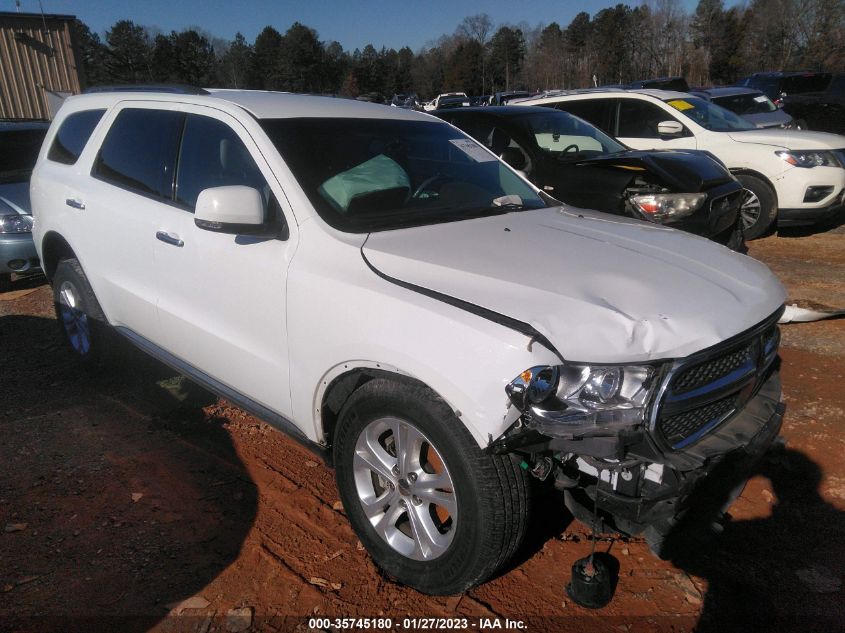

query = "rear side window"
[93, 109, 184, 200]
[549, 100, 614, 135]
[175, 115, 268, 211]
[618, 99, 679, 138]
[47, 109, 105, 165]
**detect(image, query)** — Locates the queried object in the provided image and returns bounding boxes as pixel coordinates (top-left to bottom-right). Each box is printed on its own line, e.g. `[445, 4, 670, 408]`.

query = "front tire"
[334, 378, 529, 595]
[52, 258, 112, 368]
[736, 174, 777, 240]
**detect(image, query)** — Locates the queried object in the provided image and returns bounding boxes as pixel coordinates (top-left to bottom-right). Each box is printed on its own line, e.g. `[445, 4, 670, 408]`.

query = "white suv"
[515, 89, 845, 238]
[32, 88, 786, 594]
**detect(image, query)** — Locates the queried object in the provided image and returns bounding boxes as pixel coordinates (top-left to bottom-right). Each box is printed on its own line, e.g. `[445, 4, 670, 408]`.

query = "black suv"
[737, 72, 832, 105]
[781, 73, 845, 135]
[436, 106, 745, 249]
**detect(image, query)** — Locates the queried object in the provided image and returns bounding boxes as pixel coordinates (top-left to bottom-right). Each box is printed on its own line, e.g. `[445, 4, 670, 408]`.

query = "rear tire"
[52, 258, 114, 368]
[334, 378, 529, 595]
[736, 174, 777, 240]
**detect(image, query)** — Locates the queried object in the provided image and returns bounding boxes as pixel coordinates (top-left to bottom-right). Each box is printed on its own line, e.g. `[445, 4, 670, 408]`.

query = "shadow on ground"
[661, 447, 844, 632]
[0, 314, 257, 632]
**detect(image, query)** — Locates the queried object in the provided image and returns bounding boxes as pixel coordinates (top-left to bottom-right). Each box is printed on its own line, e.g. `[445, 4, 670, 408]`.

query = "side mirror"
[657, 120, 684, 137]
[194, 186, 273, 235]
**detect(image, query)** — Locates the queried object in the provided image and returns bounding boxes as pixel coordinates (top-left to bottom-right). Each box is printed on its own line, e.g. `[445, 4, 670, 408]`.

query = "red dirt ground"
[1, 220, 843, 632]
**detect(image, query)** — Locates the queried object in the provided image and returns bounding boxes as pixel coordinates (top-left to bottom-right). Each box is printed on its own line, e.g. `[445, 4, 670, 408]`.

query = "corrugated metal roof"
[0, 12, 81, 119]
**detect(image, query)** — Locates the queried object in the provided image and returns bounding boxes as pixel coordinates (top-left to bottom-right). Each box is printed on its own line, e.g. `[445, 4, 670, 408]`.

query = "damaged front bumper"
[489, 311, 785, 536]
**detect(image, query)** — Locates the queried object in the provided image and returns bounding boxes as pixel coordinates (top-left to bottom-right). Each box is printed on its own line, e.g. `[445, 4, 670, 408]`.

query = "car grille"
[653, 318, 780, 450]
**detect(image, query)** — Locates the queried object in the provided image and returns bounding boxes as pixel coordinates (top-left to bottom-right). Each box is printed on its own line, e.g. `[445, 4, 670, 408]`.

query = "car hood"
[362, 207, 785, 363]
[573, 149, 735, 192]
[0, 181, 32, 216]
[727, 128, 845, 149]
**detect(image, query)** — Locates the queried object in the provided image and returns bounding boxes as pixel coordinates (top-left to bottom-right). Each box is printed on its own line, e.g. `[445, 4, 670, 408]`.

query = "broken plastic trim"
[360, 248, 564, 362]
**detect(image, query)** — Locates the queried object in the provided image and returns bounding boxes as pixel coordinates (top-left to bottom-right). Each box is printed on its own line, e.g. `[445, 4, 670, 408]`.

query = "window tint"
[549, 100, 613, 135]
[175, 115, 269, 212]
[618, 99, 680, 138]
[93, 109, 184, 199]
[0, 127, 48, 174]
[47, 109, 105, 165]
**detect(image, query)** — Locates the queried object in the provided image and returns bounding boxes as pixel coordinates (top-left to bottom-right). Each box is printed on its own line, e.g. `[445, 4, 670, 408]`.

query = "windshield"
[663, 96, 756, 132]
[516, 110, 625, 159]
[260, 118, 547, 232]
[0, 127, 47, 182]
[712, 93, 777, 115]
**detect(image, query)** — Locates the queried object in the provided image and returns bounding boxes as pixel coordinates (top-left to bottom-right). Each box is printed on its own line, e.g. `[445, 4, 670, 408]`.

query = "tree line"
[73, 0, 845, 100]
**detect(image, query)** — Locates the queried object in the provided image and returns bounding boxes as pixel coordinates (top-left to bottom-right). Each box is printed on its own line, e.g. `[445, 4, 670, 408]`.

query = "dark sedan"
[435, 106, 746, 249]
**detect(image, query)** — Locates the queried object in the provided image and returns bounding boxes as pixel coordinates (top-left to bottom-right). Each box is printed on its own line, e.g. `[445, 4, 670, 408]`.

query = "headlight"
[776, 150, 842, 168]
[629, 193, 706, 223]
[0, 214, 32, 234]
[507, 364, 657, 438]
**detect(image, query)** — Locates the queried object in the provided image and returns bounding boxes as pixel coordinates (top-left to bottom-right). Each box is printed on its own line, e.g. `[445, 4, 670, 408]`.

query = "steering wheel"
[412, 174, 452, 198]
[561, 143, 579, 153]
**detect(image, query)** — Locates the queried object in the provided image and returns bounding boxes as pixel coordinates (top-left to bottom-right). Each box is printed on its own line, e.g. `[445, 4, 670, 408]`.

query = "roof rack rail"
[83, 84, 210, 95]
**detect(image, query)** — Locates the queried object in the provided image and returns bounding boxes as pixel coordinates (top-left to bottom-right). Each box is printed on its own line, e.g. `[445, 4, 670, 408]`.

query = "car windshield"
[712, 93, 777, 115]
[260, 118, 547, 232]
[663, 96, 756, 132]
[0, 126, 47, 183]
[515, 110, 625, 159]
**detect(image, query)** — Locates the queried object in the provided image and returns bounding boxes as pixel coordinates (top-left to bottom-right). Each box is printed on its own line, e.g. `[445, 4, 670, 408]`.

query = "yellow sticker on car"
[667, 100, 694, 111]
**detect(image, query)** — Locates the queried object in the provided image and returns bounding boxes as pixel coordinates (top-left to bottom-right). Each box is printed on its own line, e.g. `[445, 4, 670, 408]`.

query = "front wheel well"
[319, 368, 441, 449]
[729, 169, 779, 205]
[41, 232, 77, 281]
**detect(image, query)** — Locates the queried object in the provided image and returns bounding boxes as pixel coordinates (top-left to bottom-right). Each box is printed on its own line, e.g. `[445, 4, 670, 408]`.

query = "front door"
[153, 108, 297, 418]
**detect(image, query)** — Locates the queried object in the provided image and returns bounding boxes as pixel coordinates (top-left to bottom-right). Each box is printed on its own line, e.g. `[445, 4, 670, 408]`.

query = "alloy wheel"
[740, 188, 762, 231]
[353, 416, 457, 561]
[58, 280, 91, 355]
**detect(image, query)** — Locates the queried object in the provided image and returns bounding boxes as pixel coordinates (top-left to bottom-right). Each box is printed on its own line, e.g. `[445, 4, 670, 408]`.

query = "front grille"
[672, 343, 754, 395]
[654, 316, 781, 449]
[660, 395, 737, 448]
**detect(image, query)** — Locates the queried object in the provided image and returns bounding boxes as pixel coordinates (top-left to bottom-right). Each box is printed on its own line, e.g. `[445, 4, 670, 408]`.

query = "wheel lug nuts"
[408, 473, 417, 483]
[412, 495, 422, 505]
[392, 465, 400, 476]
[388, 481, 394, 490]
[399, 499, 407, 507]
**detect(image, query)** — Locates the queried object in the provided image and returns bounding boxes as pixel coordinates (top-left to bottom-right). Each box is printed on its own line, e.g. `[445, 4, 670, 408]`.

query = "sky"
[9, 0, 736, 51]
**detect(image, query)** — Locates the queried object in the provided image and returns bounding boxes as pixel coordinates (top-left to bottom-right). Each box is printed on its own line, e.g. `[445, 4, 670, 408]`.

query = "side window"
[47, 109, 105, 165]
[618, 99, 682, 138]
[175, 115, 272, 218]
[93, 109, 184, 199]
[551, 100, 612, 135]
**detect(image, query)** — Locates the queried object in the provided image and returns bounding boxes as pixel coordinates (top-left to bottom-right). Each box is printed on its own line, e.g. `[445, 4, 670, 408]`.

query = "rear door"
[77, 105, 184, 341]
[153, 107, 297, 417]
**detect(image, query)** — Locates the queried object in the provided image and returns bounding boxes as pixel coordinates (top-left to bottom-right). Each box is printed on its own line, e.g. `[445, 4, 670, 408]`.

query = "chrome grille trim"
[648, 309, 783, 451]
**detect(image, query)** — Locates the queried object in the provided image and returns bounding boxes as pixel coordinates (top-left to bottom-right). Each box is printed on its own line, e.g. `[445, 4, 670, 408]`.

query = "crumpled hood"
[363, 207, 785, 363]
[727, 128, 845, 150]
[574, 149, 734, 192]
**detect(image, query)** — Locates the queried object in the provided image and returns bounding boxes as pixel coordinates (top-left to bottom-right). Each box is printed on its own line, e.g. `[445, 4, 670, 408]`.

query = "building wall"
[0, 12, 81, 119]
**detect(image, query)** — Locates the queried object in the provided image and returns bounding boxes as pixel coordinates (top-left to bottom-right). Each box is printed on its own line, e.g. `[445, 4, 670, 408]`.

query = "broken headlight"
[629, 193, 706, 223]
[506, 364, 657, 438]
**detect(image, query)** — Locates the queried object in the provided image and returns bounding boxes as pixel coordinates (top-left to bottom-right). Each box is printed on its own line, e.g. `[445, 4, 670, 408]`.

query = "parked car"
[781, 73, 845, 135]
[736, 71, 832, 105]
[423, 92, 470, 111]
[435, 106, 745, 249]
[390, 93, 420, 110]
[627, 77, 690, 92]
[33, 88, 786, 595]
[515, 88, 845, 238]
[690, 87, 797, 129]
[489, 91, 530, 106]
[0, 120, 49, 292]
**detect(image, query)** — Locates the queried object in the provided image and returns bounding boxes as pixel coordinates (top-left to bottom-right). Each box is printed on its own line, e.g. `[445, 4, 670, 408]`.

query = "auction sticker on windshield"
[449, 138, 497, 162]
[667, 99, 694, 111]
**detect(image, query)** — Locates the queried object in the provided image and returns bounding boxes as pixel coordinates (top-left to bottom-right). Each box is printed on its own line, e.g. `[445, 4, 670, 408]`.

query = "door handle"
[156, 231, 184, 247]
[65, 198, 85, 210]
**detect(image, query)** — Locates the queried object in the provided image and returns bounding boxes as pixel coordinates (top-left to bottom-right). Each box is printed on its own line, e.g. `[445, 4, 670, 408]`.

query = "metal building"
[0, 11, 81, 120]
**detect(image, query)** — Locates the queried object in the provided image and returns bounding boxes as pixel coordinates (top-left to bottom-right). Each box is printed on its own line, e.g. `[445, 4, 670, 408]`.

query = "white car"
[32, 87, 786, 595]
[423, 92, 470, 112]
[514, 89, 845, 238]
